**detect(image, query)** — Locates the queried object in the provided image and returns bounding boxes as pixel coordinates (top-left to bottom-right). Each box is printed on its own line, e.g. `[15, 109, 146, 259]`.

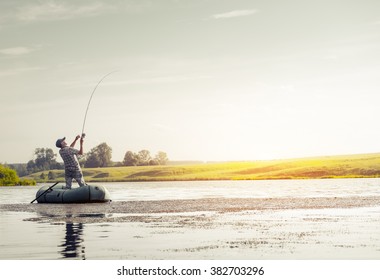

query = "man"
[56, 135, 86, 189]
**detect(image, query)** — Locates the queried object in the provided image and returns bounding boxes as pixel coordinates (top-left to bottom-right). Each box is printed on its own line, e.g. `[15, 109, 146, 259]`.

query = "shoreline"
[3, 176, 380, 187]
[23, 175, 380, 183]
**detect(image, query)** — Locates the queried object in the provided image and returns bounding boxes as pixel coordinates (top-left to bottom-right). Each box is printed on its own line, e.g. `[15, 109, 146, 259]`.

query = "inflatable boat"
[35, 184, 111, 203]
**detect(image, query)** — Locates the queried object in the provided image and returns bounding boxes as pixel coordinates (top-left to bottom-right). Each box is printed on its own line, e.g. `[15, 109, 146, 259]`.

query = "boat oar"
[30, 182, 59, 203]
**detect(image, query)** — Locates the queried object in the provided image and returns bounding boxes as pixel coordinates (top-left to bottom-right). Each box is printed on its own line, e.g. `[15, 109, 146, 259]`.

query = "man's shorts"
[65, 169, 86, 188]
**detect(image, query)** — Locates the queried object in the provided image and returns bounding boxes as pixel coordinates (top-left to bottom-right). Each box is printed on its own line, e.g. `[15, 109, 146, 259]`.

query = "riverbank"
[23, 153, 380, 183]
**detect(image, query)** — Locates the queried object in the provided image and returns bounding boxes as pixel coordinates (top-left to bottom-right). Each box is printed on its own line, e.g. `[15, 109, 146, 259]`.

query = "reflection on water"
[57, 214, 108, 259]
[59, 220, 85, 260]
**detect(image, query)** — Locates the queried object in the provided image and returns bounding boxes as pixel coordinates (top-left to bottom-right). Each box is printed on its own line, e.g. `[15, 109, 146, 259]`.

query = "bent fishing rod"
[81, 71, 118, 138]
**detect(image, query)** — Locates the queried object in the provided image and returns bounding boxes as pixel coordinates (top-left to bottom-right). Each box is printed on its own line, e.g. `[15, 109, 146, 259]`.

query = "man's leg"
[74, 170, 86, 187]
[65, 170, 73, 189]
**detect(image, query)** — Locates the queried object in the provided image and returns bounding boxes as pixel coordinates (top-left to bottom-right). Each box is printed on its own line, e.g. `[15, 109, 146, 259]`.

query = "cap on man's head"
[55, 137, 66, 148]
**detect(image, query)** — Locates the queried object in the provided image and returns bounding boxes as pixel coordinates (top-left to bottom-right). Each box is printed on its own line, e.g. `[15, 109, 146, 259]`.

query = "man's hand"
[70, 135, 81, 147]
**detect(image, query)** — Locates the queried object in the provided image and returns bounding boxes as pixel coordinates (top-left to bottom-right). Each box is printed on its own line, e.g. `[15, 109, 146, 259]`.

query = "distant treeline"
[26, 153, 380, 183]
[6, 143, 169, 177]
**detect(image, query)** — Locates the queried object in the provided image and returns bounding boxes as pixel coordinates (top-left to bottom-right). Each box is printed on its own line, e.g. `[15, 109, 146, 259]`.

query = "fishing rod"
[81, 71, 117, 138]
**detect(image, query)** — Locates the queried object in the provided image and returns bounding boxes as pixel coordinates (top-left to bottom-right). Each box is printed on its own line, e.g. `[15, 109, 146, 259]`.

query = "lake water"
[1, 179, 380, 259]
[2, 178, 380, 204]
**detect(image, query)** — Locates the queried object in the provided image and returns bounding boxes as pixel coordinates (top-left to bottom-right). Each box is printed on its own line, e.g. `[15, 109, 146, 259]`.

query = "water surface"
[2, 178, 380, 204]
[1, 179, 380, 259]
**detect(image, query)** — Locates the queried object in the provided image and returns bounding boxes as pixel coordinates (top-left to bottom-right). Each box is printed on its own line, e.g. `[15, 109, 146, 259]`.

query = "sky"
[1, 0, 380, 163]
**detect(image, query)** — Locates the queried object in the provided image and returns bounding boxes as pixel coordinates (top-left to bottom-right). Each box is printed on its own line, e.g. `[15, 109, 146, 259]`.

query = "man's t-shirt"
[59, 147, 81, 171]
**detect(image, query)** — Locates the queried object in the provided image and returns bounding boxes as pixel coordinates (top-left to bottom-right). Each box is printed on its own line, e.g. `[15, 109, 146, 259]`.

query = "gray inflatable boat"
[35, 184, 111, 203]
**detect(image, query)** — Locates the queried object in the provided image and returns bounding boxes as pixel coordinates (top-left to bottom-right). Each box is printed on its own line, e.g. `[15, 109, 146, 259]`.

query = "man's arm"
[70, 135, 80, 148]
[78, 136, 84, 155]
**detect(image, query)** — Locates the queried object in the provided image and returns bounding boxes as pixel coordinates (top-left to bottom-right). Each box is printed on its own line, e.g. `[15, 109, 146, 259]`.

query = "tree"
[34, 148, 58, 170]
[154, 151, 169, 165]
[85, 142, 112, 168]
[137, 150, 151, 166]
[84, 152, 101, 168]
[26, 160, 37, 174]
[0, 164, 19, 186]
[27, 148, 60, 174]
[48, 171, 56, 180]
[123, 151, 138, 166]
[8, 164, 28, 177]
[123, 150, 169, 166]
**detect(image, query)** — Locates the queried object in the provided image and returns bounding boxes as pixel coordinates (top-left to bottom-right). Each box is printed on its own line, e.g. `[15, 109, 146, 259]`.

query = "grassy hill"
[26, 153, 380, 183]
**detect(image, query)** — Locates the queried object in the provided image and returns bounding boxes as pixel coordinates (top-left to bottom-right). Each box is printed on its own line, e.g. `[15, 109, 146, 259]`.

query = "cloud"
[211, 9, 257, 19]
[15, 1, 114, 22]
[0, 1, 153, 26]
[0, 66, 43, 77]
[0, 46, 35, 56]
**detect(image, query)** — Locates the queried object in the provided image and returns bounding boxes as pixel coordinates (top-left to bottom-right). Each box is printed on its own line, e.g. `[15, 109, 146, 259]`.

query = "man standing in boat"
[56, 135, 86, 189]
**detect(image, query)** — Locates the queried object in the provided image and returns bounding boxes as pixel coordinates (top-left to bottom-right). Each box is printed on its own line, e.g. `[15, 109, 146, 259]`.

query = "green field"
[27, 153, 380, 183]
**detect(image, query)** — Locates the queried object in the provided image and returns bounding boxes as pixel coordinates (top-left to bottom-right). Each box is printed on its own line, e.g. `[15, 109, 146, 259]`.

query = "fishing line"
[81, 71, 118, 138]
